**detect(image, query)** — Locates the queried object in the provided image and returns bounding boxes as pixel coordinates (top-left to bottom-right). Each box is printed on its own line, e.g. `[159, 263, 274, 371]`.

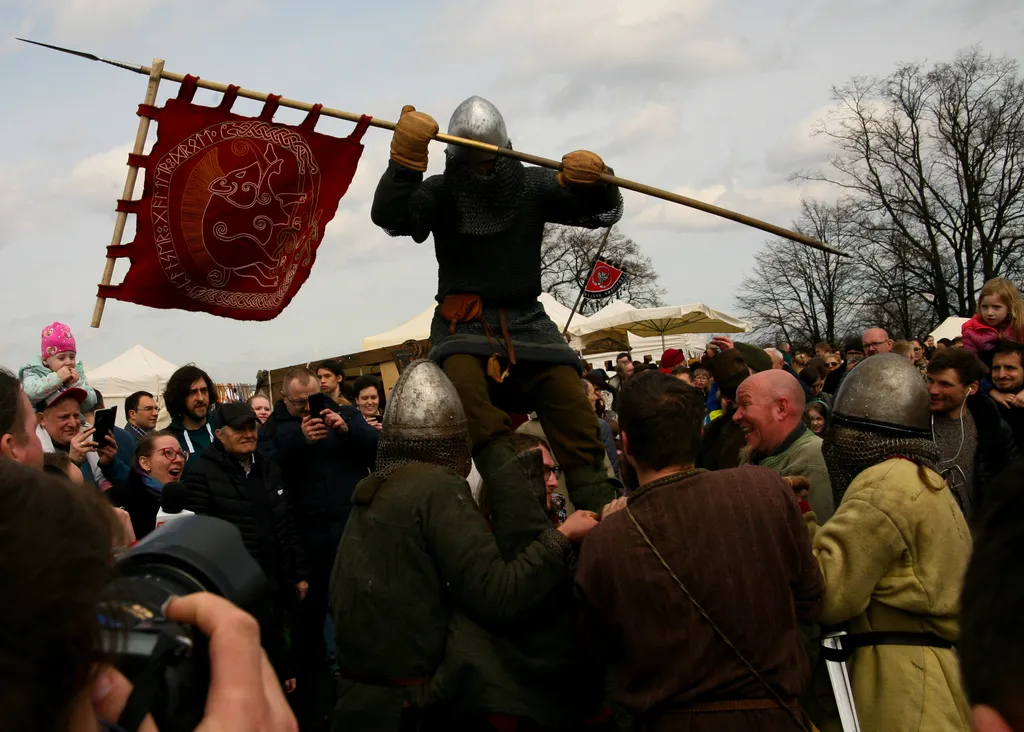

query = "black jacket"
[106, 469, 160, 540]
[965, 392, 1018, 519]
[997, 402, 1024, 454]
[258, 399, 379, 560]
[183, 439, 308, 590]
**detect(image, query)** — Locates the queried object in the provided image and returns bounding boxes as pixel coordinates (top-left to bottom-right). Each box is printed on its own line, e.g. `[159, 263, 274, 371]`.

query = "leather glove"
[390, 105, 438, 172]
[557, 149, 607, 187]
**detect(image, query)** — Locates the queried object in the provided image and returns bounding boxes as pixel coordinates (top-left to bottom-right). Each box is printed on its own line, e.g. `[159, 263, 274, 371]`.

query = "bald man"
[863, 327, 894, 357]
[733, 371, 834, 521]
[764, 348, 785, 370]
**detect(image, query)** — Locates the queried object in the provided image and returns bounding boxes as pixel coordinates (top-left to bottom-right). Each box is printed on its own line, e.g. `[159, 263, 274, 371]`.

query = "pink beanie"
[41, 322, 77, 360]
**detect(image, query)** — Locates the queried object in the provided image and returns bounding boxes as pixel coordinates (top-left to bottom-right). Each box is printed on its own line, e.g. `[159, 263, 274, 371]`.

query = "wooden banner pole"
[90, 59, 165, 328]
[19, 39, 843, 259]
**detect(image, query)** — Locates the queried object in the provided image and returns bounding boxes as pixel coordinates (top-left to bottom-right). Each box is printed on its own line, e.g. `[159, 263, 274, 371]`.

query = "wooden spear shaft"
[124, 64, 838, 255]
[91, 59, 164, 328]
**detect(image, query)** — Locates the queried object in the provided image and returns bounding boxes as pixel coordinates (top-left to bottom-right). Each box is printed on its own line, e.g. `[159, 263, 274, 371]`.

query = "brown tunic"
[575, 466, 822, 731]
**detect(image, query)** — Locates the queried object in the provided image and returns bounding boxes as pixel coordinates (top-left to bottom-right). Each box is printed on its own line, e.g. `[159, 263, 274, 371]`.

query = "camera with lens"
[99, 515, 267, 732]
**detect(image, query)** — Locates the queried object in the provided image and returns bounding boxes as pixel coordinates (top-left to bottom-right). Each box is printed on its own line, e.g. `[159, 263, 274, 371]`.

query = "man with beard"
[163, 365, 219, 468]
[926, 348, 1016, 521]
[990, 340, 1024, 450]
[576, 371, 822, 730]
[815, 353, 971, 730]
[371, 98, 623, 513]
[329, 360, 599, 730]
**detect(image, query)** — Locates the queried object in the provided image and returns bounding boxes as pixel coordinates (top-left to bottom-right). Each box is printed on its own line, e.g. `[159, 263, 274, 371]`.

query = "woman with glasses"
[106, 429, 186, 539]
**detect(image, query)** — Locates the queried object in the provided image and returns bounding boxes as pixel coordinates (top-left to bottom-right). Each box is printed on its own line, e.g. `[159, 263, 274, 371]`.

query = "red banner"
[99, 75, 370, 320]
[583, 259, 626, 299]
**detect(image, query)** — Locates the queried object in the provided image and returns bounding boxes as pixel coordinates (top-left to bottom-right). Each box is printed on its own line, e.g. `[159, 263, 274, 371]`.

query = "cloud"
[0, 162, 41, 248]
[629, 178, 836, 233]
[12, 0, 265, 46]
[602, 102, 679, 155]
[436, 0, 751, 108]
[57, 144, 133, 209]
[765, 104, 836, 175]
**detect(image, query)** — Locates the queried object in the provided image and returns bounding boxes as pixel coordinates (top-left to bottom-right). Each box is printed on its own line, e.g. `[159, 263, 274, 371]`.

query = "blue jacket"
[258, 399, 380, 561]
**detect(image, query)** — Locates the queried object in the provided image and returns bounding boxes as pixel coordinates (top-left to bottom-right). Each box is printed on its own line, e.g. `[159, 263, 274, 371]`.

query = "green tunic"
[329, 461, 573, 731]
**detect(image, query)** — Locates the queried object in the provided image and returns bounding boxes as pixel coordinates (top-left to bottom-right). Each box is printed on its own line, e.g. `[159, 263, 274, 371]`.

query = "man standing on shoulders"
[733, 370, 835, 521]
[0, 368, 44, 467]
[259, 366, 380, 725]
[124, 390, 159, 441]
[575, 371, 822, 730]
[989, 340, 1024, 451]
[862, 327, 893, 357]
[164, 365, 219, 468]
[926, 348, 1016, 521]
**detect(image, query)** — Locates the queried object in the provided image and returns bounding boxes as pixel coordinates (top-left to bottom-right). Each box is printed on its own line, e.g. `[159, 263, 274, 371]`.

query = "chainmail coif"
[823, 422, 940, 508]
[374, 433, 472, 481]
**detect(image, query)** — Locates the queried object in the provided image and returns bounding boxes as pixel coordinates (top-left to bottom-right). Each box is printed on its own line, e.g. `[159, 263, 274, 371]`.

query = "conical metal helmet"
[446, 96, 509, 163]
[381, 360, 467, 440]
[831, 353, 931, 436]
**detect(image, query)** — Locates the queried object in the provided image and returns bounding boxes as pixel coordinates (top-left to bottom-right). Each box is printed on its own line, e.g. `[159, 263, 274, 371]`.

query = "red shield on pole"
[583, 259, 626, 299]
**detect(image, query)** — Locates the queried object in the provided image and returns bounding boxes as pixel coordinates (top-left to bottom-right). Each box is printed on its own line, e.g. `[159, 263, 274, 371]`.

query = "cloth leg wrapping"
[442, 354, 514, 451]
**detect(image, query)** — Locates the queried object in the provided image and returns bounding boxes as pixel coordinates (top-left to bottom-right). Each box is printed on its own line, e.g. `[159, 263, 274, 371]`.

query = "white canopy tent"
[929, 316, 970, 343]
[570, 300, 748, 366]
[87, 345, 179, 429]
[361, 293, 589, 351]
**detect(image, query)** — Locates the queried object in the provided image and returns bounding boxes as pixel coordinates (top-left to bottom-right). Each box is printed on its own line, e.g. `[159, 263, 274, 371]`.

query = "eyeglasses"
[137, 406, 160, 413]
[157, 447, 188, 461]
[863, 340, 890, 349]
[286, 397, 308, 408]
[543, 465, 563, 480]
[825, 361, 839, 369]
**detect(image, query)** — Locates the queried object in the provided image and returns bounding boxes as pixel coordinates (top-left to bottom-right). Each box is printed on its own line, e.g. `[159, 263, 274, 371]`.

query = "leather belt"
[821, 631, 954, 663]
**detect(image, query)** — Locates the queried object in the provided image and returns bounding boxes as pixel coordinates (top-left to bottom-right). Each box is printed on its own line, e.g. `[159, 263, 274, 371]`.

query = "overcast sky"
[1, 0, 1022, 381]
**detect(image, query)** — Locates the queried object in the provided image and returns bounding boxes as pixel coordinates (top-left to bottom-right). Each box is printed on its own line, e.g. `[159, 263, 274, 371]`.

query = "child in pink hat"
[18, 321, 97, 412]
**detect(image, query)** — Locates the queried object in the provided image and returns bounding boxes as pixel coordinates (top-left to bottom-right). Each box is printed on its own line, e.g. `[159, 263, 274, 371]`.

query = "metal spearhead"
[16, 38, 145, 74]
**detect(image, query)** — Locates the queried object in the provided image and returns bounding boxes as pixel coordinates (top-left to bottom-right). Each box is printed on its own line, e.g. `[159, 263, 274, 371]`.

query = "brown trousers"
[442, 354, 606, 471]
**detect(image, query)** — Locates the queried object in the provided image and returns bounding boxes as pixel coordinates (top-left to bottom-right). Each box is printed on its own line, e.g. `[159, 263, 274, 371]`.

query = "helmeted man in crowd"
[733, 370, 834, 521]
[163, 364, 219, 467]
[989, 340, 1024, 451]
[370, 97, 623, 512]
[926, 348, 1016, 521]
[813, 353, 971, 731]
[329, 360, 599, 730]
